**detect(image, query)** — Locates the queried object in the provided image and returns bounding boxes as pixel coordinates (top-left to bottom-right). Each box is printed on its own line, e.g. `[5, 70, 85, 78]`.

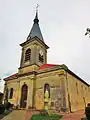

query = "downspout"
[66, 71, 72, 113]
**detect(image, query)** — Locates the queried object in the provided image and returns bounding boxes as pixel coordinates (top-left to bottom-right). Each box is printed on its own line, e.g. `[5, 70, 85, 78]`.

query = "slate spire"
[27, 10, 44, 41]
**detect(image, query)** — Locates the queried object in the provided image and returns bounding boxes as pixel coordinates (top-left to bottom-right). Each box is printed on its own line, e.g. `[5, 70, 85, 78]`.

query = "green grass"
[30, 114, 63, 120]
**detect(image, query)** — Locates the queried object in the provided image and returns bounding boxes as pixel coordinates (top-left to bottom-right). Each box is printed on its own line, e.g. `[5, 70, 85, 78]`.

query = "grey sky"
[0, 0, 90, 92]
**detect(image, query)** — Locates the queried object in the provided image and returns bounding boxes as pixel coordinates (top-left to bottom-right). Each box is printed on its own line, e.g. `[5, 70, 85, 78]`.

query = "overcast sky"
[0, 0, 90, 92]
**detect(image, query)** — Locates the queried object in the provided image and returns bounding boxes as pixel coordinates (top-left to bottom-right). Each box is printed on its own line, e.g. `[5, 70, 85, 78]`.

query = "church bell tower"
[19, 11, 49, 73]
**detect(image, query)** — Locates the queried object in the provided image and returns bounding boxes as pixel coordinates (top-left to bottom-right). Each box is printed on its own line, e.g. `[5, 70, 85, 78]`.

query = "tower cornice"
[20, 36, 49, 49]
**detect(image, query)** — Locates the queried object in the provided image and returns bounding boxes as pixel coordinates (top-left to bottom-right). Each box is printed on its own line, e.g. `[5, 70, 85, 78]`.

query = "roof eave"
[20, 36, 49, 49]
[66, 69, 90, 87]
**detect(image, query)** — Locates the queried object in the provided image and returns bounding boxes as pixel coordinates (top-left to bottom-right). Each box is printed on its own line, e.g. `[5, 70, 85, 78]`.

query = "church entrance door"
[20, 84, 28, 108]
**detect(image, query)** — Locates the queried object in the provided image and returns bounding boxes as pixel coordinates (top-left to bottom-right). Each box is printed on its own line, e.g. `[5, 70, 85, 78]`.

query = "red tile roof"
[39, 64, 58, 70]
[4, 64, 58, 81]
[4, 73, 18, 81]
[3, 64, 90, 87]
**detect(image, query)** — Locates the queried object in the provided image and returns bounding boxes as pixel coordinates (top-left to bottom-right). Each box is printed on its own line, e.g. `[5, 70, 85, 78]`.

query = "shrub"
[85, 106, 90, 119]
[31, 114, 63, 120]
[4, 102, 12, 110]
[40, 109, 48, 116]
[11, 104, 14, 108]
[0, 104, 5, 114]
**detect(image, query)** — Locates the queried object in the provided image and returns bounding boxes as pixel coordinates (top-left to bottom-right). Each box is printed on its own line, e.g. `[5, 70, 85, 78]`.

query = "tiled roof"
[4, 73, 18, 81]
[3, 64, 90, 87]
[39, 64, 58, 70]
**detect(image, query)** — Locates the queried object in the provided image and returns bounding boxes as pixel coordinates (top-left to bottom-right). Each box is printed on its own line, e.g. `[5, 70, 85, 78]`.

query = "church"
[3, 11, 90, 112]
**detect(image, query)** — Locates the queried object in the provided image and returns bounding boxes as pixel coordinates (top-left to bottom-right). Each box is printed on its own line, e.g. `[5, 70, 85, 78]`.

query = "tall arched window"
[25, 48, 31, 62]
[9, 88, 13, 99]
[20, 84, 28, 108]
[44, 83, 50, 98]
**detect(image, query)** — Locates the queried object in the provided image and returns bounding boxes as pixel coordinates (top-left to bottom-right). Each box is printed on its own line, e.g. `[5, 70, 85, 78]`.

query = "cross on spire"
[36, 4, 39, 13]
[34, 4, 39, 24]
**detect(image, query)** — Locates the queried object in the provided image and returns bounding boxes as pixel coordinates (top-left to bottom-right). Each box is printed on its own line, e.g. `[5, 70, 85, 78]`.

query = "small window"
[39, 53, 44, 63]
[9, 88, 13, 99]
[25, 48, 31, 62]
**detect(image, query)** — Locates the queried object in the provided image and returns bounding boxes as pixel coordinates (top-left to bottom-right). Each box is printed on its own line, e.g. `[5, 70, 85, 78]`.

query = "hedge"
[30, 114, 63, 120]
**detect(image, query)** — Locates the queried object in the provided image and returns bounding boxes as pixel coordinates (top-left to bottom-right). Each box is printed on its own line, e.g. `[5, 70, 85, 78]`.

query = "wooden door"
[20, 84, 28, 108]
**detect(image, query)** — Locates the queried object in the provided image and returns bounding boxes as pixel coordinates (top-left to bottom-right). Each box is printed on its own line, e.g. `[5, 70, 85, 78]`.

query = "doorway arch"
[20, 84, 28, 108]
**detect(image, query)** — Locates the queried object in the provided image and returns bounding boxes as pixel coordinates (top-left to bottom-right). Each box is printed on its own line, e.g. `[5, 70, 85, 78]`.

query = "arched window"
[39, 53, 44, 63]
[9, 88, 13, 99]
[44, 83, 50, 98]
[25, 48, 31, 62]
[5, 88, 8, 100]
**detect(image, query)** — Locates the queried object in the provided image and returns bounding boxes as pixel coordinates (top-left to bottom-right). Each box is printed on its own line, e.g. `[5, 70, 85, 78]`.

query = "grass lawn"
[30, 114, 63, 120]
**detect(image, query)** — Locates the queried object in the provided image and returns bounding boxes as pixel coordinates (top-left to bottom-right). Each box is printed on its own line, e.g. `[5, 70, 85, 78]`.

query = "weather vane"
[36, 4, 39, 12]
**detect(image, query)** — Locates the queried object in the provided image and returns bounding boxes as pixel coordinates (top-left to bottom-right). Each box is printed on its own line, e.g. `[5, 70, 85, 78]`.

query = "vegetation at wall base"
[4, 102, 12, 110]
[0, 104, 5, 114]
[0, 109, 12, 119]
[85, 106, 90, 120]
[30, 114, 63, 120]
[0, 102, 13, 119]
[40, 109, 48, 115]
